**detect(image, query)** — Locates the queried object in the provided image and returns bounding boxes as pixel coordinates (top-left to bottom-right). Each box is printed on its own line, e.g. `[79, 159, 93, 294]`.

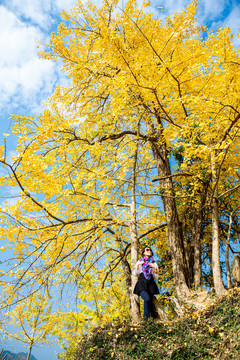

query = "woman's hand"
[150, 263, 158, 272]
[136, 260, 145, 271]
[149, 263, 156, 268]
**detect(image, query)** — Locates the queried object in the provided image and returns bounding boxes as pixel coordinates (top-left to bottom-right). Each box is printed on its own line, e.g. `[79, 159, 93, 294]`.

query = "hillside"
[73, 288, 240, 360]
[1, 349, 38, 360]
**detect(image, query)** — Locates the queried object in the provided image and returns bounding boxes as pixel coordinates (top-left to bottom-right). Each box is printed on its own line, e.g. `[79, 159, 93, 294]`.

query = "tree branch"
[138, 224, 167, 240]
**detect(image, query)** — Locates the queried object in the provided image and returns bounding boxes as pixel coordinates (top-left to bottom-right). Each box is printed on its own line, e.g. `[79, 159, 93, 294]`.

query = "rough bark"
[211, 153, 225, 295]
[152, 296, 169, 322]
[151, 140, 190, 299]
[168, 295, 184, 318]
[232, 255, 240, 285]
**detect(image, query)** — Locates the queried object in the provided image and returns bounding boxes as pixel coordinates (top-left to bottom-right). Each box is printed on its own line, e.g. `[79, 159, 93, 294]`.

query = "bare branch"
[218, 183, 240, 200]
[152, 172, 192, 182]
[138, 224, 167, 240]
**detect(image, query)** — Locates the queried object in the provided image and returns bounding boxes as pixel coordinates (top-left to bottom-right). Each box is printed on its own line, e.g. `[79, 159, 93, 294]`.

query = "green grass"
[73, 288, 240, 360]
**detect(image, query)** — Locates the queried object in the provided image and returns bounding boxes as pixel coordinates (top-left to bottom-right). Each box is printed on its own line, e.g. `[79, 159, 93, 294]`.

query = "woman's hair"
[140, 246, 154, 257]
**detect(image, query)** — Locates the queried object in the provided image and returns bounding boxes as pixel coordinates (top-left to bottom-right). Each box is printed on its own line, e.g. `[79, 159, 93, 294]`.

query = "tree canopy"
[0, 0, 240, 354]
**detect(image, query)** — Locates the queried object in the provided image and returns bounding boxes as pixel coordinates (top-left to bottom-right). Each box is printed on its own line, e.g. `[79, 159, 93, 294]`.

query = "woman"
[133, 246, 159, 320]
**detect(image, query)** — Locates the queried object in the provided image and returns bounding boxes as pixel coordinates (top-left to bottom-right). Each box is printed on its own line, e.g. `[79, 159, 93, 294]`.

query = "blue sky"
[0, 0, 240, 359]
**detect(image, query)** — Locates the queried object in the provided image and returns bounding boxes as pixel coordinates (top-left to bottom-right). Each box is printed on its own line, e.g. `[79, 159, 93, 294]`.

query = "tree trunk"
[181, 206, 190, 277]
[225, 214, 233, 289]
[192, 177, 210, 289]
[152, 296, 168, 322]
[26, 340, 33, 360]
[192, 213, 202, 289]
[120, 246, 132, 307]
[151, 141, 190, 299]
[211, 153, 225, 295]
[129, 143, 141, 323]
[168, 295, 184, 317]
[225, 207, 239, 288]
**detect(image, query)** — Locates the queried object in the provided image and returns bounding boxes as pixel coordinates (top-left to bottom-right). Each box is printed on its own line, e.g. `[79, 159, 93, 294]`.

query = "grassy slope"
[73, 288, 240, 360]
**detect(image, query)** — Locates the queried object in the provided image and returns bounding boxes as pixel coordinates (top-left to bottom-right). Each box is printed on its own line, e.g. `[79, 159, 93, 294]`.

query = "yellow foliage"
[0, 0, 240, 350]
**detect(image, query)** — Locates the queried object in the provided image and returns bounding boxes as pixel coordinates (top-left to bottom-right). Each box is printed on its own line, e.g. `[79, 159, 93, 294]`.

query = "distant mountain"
[2, 350, 38, 360]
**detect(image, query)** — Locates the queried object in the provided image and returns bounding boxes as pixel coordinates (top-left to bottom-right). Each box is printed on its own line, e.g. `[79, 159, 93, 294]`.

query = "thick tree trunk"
[152, 296, 168, 322]
[168, 295, 184, 317]
[151, 141, 190, 299]
[232, 256, 240, 285]
[211, 153, 225, 295]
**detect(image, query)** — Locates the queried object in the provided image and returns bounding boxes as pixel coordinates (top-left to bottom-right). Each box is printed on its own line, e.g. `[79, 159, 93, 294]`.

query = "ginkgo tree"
[40, 0, 239, 296]
[0, 0, 240, 349]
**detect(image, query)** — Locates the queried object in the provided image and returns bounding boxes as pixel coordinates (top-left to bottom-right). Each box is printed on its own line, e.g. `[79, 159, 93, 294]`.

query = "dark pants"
[139, 291, 153, 318]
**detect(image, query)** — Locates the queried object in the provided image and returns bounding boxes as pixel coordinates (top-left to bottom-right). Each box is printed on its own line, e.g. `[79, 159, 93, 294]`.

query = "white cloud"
[0, 5, 60, 115]
[3, 0, 54, 29]
[0, 7, 45, 66]
[0, 58, 55, 100]
[0, 0, 97, 118]
[2, 0, 87, 29]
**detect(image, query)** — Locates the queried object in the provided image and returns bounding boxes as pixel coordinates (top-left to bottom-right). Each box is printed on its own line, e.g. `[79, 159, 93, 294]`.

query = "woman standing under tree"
[133, 246, 159, 320]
